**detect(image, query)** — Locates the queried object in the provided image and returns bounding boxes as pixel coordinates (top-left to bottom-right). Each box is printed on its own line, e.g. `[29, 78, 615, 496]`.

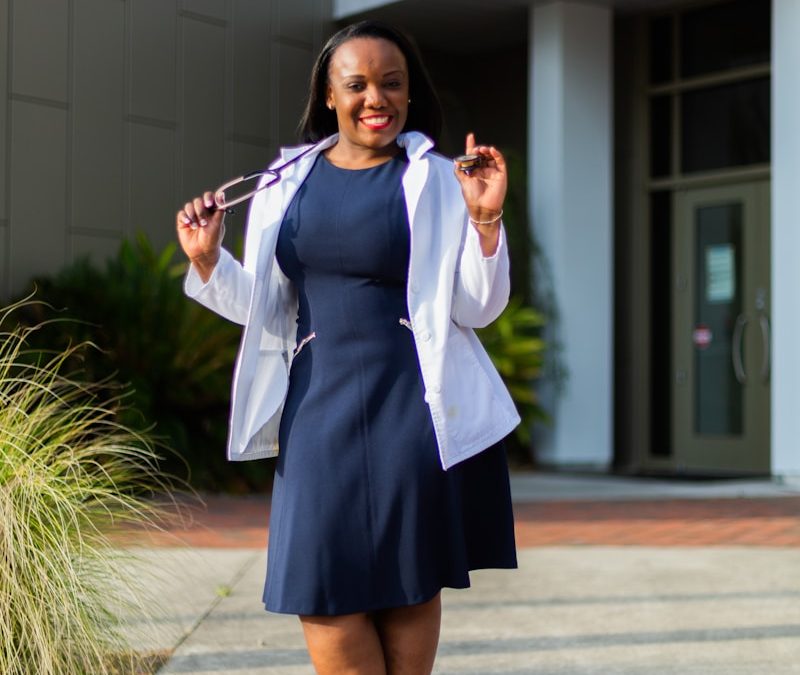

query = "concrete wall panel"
[129, 123, 177, 252]
[72, 0, 125, 233]
[11, 0, 69, 102]
[130, 0, 178, 122]
[224, 139, 276, 234]
[230, 139, 274, 176]
[182, 0, 228, 22]
[9, 101, 67, 292]
[0, 223, 8, 298]
[70, 233, 121, 265]
[2, 0, 325, 299]
[232, 0, 272, 140]
[0, 0, 8, 221]
[276, 0, 317, 44]
[182, 17, 227, 197]
[274, 42, 314, 144]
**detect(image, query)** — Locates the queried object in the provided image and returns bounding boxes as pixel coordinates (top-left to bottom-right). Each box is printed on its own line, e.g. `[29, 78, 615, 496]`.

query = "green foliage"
[19, 234, 269, 492]
[477, 297, 548, 463]
[501, 150, 534, 305]
[0, 300, 174, 674]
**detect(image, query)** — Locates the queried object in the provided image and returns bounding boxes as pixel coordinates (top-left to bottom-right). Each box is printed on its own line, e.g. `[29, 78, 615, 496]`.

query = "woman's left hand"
[453, 133, 507, 255]
[454, 132, 507, 219]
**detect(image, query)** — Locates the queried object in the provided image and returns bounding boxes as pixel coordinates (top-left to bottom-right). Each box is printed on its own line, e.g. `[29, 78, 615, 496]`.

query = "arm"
[451, 221, 511, 328]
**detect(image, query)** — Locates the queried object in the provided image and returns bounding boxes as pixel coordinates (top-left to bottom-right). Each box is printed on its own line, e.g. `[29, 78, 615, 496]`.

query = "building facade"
[2, 0, 798, 477]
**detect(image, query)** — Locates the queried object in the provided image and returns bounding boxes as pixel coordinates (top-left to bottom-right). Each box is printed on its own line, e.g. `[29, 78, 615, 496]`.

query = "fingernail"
[200, 218, 208, 227]
[190, 222, 198, 230]
[181, 215, 191, 224]
[204, 199, 213, 208]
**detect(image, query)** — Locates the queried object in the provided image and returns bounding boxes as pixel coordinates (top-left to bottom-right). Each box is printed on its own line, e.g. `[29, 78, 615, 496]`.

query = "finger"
[192, 197, 211, 227]
[183, 201, 199, 229]
[487, 146, 506, 171]
[453, 161, 468, 186]
[202, 191, 216, 212]
[176, 210, 195, 231]
[465, 132, 476, 155]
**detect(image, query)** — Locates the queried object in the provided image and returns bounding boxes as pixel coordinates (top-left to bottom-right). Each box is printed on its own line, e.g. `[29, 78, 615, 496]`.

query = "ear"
[325, 85, 334, 111]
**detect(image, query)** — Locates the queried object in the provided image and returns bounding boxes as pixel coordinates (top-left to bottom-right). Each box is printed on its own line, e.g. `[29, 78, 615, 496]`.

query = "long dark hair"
[298, 21, 442, 144]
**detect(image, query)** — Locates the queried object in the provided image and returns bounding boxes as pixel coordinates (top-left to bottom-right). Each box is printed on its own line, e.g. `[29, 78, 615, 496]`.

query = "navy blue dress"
[263, 152, 516, 616]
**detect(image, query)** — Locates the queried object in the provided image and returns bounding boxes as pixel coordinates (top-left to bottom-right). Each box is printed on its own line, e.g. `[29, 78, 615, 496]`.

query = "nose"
[364, 84, 386, 108]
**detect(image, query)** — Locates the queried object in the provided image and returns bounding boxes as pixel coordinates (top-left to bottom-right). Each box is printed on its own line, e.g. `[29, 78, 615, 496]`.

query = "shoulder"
[424, 150, 455, 171]
[417, 150, 460, 195]
[404, 145, 453, 177]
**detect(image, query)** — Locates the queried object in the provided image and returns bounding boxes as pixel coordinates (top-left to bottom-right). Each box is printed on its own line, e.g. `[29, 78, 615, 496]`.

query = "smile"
[360, 115, 393, 130]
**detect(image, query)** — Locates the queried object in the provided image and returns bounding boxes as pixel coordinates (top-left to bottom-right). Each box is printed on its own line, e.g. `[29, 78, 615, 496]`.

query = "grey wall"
[0, 0, 330, 299]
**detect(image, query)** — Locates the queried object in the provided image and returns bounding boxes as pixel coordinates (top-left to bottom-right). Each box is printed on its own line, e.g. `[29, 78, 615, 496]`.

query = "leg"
[373, 593, 442, 675]
[299, 612, 387, 675]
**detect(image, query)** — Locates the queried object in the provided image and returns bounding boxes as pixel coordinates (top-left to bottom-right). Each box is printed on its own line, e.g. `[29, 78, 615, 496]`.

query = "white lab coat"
[185, 131, 520, 469]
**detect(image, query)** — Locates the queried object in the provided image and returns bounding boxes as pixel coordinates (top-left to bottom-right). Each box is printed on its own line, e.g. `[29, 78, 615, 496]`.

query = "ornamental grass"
[0, 299, 176, 674]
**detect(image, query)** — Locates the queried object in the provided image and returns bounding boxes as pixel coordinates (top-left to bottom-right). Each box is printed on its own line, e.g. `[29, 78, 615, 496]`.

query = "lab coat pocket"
[443, 324, 497, 443]
[236, 349, 289, 455]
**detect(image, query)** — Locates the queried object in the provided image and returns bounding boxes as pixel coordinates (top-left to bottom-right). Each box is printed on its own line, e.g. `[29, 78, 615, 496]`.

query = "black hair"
[297, 20, 443, 144]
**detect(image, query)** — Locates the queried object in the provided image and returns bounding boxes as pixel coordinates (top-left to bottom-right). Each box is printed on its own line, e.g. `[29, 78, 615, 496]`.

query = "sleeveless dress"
[263, 152, 517, 616]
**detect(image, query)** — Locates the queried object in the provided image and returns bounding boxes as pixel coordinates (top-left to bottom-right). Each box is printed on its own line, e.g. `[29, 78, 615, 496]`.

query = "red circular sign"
[692, 324, 713, 349]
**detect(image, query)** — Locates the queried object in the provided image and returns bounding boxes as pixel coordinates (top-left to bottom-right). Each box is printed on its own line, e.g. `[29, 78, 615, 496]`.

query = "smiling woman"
[176, 19, 518, 675]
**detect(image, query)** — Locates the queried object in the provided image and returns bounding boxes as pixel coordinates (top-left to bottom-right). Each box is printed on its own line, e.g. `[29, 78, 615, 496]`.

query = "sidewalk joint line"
[167, 551, 262, 656]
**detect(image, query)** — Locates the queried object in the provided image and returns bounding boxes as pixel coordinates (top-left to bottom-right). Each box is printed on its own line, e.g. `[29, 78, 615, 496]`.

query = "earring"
[408, 98, 412, 104]
[327, 103, 334, 110]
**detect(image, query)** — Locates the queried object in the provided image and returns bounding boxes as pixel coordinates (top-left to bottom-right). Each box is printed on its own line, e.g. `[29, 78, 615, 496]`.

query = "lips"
[360, 115, 393, 130]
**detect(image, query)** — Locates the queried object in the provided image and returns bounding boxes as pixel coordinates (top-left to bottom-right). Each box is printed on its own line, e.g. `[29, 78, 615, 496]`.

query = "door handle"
[732, 314, 749, 384]
[758, 313, 771, 383]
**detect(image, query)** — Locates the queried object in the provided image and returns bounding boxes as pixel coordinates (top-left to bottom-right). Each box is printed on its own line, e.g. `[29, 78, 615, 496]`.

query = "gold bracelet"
[469, 209, 503, 225]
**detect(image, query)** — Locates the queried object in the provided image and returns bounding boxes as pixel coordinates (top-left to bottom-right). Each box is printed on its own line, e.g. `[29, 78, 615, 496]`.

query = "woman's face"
[325, 37, 409, 157]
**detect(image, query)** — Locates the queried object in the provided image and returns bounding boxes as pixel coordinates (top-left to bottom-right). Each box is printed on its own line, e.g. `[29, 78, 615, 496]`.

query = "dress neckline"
[320, 152, 404, 173]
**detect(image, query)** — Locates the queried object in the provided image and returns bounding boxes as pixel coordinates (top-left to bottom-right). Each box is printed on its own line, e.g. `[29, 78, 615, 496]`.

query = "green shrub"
[0, 300, 173, 674]
[20, 234, 272, 492]
[476, 296, 547, 465]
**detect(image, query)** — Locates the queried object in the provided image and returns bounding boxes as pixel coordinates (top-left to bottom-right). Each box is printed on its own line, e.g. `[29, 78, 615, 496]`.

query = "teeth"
[363, 116, 389, 125]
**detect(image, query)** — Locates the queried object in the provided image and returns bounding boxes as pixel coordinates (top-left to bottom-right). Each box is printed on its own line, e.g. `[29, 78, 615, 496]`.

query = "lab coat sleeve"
[184, 246, 254, 326]
[450, 221, 511, 328]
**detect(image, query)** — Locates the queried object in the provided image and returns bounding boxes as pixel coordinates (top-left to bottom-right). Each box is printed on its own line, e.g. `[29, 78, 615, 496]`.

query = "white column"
[530, 1, 613, 467]
[771, 0, 800, 477]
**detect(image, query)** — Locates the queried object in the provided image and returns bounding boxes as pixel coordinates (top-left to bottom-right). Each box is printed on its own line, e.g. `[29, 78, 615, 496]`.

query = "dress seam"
[333, 171, 379, 588]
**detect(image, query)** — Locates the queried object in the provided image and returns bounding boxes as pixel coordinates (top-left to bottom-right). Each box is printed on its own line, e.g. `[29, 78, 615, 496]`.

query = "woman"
[176, 20, 519, 674]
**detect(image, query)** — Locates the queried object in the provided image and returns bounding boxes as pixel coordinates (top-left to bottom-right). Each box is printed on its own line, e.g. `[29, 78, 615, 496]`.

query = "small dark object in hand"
[455, 154, 484, 173]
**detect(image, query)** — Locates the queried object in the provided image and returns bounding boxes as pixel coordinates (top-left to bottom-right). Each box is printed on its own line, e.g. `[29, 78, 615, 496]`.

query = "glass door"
[671, 182, 770, 473]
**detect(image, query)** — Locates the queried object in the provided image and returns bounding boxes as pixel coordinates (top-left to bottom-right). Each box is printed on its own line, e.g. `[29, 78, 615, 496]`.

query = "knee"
[300, 612, 385, 674]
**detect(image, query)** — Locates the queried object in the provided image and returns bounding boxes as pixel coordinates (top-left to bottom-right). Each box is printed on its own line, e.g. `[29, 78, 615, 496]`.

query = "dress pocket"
[293, 331, 317, 357]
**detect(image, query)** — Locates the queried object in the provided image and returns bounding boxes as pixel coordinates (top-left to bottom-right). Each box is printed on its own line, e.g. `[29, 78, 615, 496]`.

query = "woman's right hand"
[176, 191, 226, 283]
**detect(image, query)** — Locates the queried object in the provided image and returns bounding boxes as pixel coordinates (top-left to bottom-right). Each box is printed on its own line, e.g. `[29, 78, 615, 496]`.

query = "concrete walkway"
[120, 473, 800, 674]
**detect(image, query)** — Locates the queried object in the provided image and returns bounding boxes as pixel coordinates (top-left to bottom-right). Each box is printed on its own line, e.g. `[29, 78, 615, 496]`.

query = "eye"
[346, 82, 365, 91]
[385, 80, 402, 89]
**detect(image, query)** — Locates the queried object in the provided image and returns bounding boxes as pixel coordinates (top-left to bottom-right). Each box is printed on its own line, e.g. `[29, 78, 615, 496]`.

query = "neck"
[324, 140, 400, 169]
